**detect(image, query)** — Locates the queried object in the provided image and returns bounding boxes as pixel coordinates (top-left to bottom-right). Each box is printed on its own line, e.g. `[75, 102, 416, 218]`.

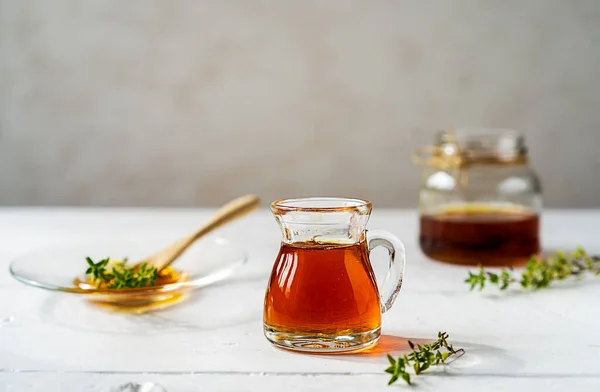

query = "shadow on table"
[39, 281, 263, 335]
[356, 334, 429, 356]
[307, 334, 524, 375]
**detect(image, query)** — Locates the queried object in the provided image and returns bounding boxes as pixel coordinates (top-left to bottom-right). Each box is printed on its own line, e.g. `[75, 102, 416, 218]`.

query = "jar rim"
[271, 197, 372, 214]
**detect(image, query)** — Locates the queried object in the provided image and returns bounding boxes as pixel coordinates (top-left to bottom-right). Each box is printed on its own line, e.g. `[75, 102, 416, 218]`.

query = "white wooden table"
[0, 208, 599, 391]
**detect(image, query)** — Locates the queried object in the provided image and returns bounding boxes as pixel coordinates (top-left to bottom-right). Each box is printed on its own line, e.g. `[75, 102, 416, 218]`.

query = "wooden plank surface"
[0, 208, 599, 391]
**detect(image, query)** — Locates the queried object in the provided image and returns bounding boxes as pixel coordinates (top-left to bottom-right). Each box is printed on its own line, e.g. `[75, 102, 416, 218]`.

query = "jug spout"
[271, 197, 372, 244]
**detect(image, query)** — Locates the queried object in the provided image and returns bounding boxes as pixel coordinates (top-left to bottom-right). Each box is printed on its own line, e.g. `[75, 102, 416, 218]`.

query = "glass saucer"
[9, 235, 247, 311]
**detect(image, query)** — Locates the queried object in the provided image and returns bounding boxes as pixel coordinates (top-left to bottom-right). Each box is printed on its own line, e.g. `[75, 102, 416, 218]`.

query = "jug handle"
[366, 229, 406, 313]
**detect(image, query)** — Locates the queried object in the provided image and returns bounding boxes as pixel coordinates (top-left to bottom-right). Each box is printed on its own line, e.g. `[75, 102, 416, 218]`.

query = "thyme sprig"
[385, 332, 464, 385]
[85, 257, 159, 289]
[466, 247, 600, 291]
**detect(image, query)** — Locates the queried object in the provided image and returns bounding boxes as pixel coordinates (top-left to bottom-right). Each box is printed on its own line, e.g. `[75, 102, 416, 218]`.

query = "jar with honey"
[414, 129, 542, 266]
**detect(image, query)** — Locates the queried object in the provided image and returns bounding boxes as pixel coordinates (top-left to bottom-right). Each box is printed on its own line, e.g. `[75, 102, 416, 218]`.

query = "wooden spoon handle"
[154, 194, 260, 270]
[191, 194, 261, 241]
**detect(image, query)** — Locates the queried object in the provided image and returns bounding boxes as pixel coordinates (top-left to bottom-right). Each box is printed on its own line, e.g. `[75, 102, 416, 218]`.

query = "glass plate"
[9, 235, 248, 311]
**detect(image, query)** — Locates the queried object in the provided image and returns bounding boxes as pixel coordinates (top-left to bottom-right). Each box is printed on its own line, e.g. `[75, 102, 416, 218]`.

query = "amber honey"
[420, 204, 540, 266]
[264, 241, 381, 339]
[74, 265, 184, 289]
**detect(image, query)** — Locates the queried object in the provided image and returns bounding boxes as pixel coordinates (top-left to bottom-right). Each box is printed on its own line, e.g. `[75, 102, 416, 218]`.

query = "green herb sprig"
[85, 257, 110, 282]
[85, 257, 159, 289]
[465, 247, 600, 291]
[385, 332, 464, 386]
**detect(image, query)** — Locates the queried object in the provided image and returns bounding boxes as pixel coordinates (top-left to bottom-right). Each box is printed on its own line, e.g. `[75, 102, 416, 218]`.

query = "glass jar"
[414, 129, 542, 266]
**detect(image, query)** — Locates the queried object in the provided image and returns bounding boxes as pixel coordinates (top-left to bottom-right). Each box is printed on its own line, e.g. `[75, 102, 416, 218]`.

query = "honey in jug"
[264, 241, 381, 338]
[419, 204, 540, 266]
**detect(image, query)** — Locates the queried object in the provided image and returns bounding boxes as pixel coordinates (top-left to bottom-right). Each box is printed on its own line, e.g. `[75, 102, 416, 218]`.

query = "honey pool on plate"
[419, 204, 540, 266]
[73, 263, 189, 313]
[74, 264, 185, 289]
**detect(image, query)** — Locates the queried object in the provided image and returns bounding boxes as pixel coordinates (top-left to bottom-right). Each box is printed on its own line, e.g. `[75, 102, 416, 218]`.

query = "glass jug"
[263, 197, 406, 353]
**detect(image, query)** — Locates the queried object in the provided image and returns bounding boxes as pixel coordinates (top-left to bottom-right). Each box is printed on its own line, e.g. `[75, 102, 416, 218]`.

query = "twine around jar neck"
[412, 130, 529, 185]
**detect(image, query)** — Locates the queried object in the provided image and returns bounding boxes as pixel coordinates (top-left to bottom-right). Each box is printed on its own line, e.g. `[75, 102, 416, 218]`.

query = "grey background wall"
[1, 0, 599, 207]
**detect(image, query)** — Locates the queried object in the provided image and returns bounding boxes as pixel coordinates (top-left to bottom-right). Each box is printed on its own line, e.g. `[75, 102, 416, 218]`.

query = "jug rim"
[271, 197, 372, 214]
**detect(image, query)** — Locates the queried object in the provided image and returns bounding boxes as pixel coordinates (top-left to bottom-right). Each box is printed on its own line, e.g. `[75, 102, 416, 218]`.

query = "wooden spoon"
[137, 194, 260, 271]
